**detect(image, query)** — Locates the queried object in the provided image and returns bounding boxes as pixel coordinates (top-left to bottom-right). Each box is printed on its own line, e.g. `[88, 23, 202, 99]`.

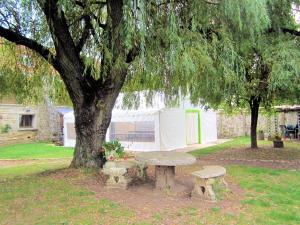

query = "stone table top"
[192, 165, 226, 179]
[135, 151, 196, 166]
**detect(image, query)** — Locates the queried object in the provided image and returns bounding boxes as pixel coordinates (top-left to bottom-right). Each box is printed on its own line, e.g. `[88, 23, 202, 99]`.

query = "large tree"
[0, 0, 148, 168]
[125, 0, 300, 149]
[0, 0, 288, 167]
[187, 1, 300, 148]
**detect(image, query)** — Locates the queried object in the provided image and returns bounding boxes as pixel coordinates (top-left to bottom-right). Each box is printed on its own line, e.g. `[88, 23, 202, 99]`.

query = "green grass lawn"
[190, 136, 300, 157]
[0, 142, 74, 159]
[0, 174, 134, 225]
[0, 159, 71, 179]
[0, 138, 300, 224]
[0, 164, 299, 224]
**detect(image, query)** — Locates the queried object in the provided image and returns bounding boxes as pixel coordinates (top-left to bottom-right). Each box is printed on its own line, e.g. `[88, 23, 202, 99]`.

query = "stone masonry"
[217, 110, 299, 138]
[0, 103, 62, 143]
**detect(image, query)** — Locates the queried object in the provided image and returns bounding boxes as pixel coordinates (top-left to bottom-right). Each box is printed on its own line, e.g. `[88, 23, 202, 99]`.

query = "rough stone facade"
[217, 110, 300, 138]
[0, 104, 38, 132]
[37, 104, 62, 142]
[0, 103, 62, 143]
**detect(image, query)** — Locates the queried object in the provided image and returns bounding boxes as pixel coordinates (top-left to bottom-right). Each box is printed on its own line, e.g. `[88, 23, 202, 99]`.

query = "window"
[110, 121, 155, 142]
[19, 115, 34, 128]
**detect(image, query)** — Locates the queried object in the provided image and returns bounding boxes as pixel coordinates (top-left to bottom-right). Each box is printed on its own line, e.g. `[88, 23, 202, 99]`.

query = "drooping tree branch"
[76, 15, 93, 52]
[268, 27, 300, 37]
[37, 0, 81, 67]
[281, 27, 300, 36]
[0, 26, 57, 67]
[74, 0, 107, 29]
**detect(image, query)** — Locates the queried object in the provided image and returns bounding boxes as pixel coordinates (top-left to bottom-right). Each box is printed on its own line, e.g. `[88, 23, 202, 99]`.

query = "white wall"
[200, 109, 218, 143]
[109, 110, 161, 151]
[159, 108, 186, 150]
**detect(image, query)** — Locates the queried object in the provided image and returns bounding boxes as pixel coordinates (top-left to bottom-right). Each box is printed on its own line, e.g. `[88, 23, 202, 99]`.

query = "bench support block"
[155, 165, 175, 190]
[192, 176, 228, 201]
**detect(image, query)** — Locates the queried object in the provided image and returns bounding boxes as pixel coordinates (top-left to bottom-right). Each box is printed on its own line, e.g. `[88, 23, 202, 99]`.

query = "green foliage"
[1, 0, 300, 110]
[0, 40, 71, 105]
[122, 1, 300, 113]
[272, 134, 282, 141]
[0, 124, 11, 134]
[102, 140, 125, 161]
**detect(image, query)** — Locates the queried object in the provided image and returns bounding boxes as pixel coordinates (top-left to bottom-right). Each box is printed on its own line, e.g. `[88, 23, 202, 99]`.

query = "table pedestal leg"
[155, 165, 175, 190]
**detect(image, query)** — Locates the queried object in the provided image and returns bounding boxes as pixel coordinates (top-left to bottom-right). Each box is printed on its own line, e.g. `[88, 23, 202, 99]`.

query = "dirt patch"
[44, 145, 300, 223]
[0, 159, 71, 168]
[48, 166, 244, 224]
[0, 159, 38, 168]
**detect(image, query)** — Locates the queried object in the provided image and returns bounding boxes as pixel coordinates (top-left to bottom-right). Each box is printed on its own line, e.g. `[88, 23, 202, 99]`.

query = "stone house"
[0, 96, 72, 145]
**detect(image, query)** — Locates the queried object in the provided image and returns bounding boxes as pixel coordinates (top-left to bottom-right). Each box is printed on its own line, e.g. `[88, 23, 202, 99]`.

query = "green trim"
[185, 109, 201, 144]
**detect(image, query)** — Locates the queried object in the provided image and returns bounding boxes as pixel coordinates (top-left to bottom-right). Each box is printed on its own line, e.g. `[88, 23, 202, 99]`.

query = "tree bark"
[70, 69, 126, 168]
[249, 96, 261, 149]
[0, 0, 134, 168]
[71, 97, 114, 168]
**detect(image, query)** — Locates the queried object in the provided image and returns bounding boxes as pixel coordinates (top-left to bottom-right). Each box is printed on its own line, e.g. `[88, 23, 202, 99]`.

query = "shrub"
[1, 124, 12, 134]
[272, 134, 282, 141]
[103, 140, 125, 161]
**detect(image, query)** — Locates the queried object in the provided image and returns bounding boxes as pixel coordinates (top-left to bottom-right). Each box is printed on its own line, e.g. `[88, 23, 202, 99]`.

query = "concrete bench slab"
[192, 165, 226, 179]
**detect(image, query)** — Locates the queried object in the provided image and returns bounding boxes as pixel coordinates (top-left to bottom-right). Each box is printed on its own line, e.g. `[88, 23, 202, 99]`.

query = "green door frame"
[185, 109, 201, 144]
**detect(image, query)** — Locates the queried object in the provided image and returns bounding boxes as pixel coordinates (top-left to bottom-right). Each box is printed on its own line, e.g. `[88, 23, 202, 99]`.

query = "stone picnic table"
[135, 151, 196, 190]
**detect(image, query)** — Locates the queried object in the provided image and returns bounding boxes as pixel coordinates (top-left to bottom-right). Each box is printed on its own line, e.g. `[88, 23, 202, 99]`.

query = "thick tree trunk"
[71, 87, 122, 168]
[71, 106, 108, 168]
[0, 0, 133, 168]
[249, 96, 261, 149]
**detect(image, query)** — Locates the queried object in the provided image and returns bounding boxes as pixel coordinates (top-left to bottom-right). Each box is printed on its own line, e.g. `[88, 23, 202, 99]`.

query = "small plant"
[272, 134, 282, 141]
[1, 124, 12, 134]
[257, 129, 265, 140]
[272, 133, 284, 148]
[103, 140, 125, 161]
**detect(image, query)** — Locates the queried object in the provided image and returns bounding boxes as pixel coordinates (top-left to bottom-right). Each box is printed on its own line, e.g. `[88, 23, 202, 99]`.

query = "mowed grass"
[0, 138, 300, 224]
[0, 159, 71, 179]
[0, 174, 135, 225]
[0, 142, 74, 159]
[229, 166, 300, 225]
[1, 164, 300, 224]
[190, 136, 300, 157]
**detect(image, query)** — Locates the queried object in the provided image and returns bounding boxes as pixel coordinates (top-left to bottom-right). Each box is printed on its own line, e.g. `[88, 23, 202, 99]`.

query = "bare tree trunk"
[249, 96, 261, 149]
[71, 105, 109, 168]
[70, 85, 123, 168]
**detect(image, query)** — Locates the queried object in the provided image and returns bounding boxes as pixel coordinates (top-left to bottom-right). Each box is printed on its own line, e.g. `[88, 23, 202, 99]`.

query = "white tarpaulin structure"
[63, 107, 218, 151]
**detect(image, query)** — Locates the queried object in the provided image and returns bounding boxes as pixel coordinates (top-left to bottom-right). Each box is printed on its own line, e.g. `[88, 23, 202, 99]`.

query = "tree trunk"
[0, 0, 131, 168]
[249, 96, 261, 149]
[71, 87, 122, 168]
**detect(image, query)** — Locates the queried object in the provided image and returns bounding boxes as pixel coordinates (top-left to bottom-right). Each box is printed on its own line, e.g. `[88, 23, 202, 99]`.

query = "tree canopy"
[1, 0, 300, 166]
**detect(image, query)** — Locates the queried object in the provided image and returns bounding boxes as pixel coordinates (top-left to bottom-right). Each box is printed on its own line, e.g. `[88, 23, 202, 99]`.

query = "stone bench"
[191, 165, 228, 201]
[102, 160, 147, 189]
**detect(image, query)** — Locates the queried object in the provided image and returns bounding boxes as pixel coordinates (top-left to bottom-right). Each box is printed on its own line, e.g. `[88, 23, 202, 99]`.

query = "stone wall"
[217, 110, 299, 138]
[37, 104, 62, 143]
[0, 104, 39, 142]
[0, 131, 37, 146]
[0, 103, 62, 143]
[0, 104, 38, 132]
